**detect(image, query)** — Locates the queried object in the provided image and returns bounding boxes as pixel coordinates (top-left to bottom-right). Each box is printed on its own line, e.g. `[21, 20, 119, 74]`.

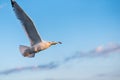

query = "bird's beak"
[58, 42, 62, 44]
[51, 42, 62, 45]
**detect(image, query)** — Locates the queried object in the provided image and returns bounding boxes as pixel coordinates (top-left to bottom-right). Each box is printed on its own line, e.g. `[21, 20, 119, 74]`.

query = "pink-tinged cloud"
[90, 43, 120, 55]
[64, 43, 120, 62]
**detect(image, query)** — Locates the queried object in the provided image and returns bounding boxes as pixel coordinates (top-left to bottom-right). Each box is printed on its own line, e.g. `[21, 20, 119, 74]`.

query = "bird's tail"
[19, 45, 35, 58]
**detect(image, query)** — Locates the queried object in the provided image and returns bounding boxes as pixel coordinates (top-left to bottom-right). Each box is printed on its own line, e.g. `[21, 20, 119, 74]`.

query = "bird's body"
[11, 0, 62, 58]
[33, 41, 53, 52]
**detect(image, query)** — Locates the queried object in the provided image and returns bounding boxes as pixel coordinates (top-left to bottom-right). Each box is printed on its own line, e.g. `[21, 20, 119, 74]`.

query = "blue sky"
[0, 0, 120, 80]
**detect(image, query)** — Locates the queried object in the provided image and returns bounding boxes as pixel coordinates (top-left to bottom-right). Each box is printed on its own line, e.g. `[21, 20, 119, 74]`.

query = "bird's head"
[49, 41, 62, 46]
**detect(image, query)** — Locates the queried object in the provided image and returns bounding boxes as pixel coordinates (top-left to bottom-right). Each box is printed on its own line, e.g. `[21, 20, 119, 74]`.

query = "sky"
[0, 0, 120, 80]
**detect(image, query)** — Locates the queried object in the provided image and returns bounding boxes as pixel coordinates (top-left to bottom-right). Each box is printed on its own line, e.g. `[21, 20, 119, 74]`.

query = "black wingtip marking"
[11, 0, 15, 7]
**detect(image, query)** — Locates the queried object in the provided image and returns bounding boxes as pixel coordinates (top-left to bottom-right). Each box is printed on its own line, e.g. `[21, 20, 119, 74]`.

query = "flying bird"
[10, 0, 62, 58]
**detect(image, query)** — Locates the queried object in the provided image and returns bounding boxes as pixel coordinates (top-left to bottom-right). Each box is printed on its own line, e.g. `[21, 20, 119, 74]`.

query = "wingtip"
[11, 0, 15, 7]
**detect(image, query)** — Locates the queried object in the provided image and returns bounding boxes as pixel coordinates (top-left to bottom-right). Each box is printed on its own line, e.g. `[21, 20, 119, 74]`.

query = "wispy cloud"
[64, 43, 120, 62]
[0, 62, 58, 75]
[0, 43, 120, 75]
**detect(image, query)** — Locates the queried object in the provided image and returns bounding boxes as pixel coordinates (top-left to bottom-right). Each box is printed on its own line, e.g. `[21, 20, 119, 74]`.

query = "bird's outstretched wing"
[11, 0, 42, 46]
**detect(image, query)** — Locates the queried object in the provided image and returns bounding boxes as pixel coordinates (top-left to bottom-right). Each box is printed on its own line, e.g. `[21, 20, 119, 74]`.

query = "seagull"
[10, 0, 62, 58]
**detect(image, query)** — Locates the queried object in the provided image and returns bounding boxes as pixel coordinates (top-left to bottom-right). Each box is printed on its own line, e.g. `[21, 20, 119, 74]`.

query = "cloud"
[64, 43, 120, 62]
[90, 43, 120, 54]
[0, 62, 59, 75]
[0, 43, 120, 75]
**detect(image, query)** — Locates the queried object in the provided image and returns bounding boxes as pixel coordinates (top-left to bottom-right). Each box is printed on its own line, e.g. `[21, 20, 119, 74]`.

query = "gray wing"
[11, 0, 42, 46]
